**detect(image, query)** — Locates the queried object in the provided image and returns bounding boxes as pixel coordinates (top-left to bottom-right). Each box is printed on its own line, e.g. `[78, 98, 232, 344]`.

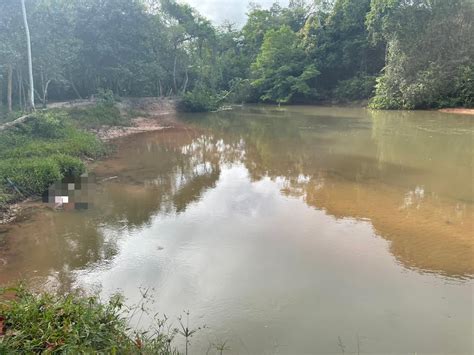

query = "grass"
[67, 103, 131, 129]
[0, 286, 179, 354]
[0, 110, 106, 202]
[0, 101, 138, 207]
[0, 108, 25, 125]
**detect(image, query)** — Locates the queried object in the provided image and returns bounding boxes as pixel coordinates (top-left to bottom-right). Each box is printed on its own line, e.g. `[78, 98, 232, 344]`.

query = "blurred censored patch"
[42, 174, 96, 210]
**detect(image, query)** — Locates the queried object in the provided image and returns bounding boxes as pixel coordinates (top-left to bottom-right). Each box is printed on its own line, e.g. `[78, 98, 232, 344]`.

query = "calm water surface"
[1, 106, 473, 354]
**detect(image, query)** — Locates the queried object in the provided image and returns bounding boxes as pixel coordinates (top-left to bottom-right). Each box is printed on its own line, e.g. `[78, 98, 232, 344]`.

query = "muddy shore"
[93, 97, 181, 140]
[0, 97, 179, 225]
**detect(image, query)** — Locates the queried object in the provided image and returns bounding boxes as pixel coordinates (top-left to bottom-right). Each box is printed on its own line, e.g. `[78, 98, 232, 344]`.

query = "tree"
[21, 0, 35, 110]
[367, 0, 474, 109]
[0, 0, 23, 112]
[251, 25, 319, 103]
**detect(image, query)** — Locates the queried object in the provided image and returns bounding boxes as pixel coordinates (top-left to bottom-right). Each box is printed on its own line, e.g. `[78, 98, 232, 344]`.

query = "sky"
[180, 0, 290, 27]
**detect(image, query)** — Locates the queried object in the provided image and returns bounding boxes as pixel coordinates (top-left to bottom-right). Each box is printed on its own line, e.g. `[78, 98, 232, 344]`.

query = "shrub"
[0, 287, 178, 354]
[369, 74, 404, 110]
[30, 111, 69, 139]
[68, 104, 129, 128]
[0, 187, 9, 205]
[0, 157, 63, 195]
[96, 88, 117, 107]
[51, 154, 86, 177]
[228, 78, 253, 103]
[179, 86, 220, 112]
[0, 288, 134, 353]
[0, 110, 104, 198]
[334, 73, 376, 102]
[455, 65, 474, 108]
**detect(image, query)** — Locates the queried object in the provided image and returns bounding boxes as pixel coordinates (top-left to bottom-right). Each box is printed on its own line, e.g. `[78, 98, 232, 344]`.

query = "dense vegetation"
[0, 106, 114, 208]
[0, 0, 472, 112]
[0, 286, 184, 354]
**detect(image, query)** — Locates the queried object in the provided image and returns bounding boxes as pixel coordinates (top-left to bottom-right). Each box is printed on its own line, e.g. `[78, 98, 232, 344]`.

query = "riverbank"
[94, 97, 179, 140]
[0, 97, 178, 225]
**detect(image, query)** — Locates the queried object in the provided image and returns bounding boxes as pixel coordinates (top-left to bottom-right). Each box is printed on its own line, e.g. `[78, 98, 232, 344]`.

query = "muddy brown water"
[1, 106, 473, 353]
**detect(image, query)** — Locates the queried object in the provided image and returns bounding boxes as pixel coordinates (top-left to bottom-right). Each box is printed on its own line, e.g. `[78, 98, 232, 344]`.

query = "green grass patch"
[0, 287, 177, 354]
[0, 187, 10, 206]
[0, 111, 106, 200]
[67, 104, 130, 129]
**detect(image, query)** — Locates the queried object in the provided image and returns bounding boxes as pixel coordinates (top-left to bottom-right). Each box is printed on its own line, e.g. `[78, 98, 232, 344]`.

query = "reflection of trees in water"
[5, 107, 471, 287]
[0, 210, 120, 291]
[369, 109, 473, 202]
[65, 108, 474, 280]
[189, 108, 473, 278]
[95, 131, 249, 228]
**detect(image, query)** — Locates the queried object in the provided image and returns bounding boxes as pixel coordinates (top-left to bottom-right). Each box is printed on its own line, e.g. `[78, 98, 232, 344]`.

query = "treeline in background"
[0, 0, 473, 112]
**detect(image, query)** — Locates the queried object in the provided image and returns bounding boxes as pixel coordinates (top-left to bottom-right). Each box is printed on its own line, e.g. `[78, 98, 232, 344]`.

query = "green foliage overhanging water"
[0, 0, 472, 112]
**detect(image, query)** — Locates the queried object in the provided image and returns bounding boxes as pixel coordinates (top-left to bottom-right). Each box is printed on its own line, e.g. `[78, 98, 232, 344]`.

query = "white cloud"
[179, 0, 289, 27]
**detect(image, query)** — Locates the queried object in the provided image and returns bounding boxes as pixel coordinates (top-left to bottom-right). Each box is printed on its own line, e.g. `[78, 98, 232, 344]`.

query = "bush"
[0, 287, 179, 354]
[51, 154, 86, 177]
[0, 187, 9, 205]
[68, 104, 129, 128]
[29, 111, 69, 139]
[96, 88, 117, 107]
[0, 288, 135, 353]
[179, 86, 220, 112]
[228, 78, 253, 103]
[455, 65, 474, 108]
[334, 73, 376, 102]
[0, 110, 104, 199]
[369, 74, 404, 110]
[0, 157, 63, 195]
[0, 110, 26, 125]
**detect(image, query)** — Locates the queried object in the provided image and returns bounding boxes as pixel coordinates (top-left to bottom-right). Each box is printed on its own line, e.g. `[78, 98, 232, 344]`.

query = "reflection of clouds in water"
[73, 159, 473, 353]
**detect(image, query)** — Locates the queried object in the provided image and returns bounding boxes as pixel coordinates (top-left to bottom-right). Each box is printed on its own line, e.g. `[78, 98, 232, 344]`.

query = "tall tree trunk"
[39, 70, 51, 107]
[40, 76, 51, 108]
[21, 0, 35, 111]
[69, 78, 83, 100]
[173, 55, 178, 95]
[7, 65, 13, 112]
[182, 67, 189, 95]
[17, 70, 23, 110]
[21, 75, 27, 111]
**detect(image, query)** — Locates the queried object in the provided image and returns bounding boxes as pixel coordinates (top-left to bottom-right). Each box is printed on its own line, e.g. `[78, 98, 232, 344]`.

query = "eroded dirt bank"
[93, 97, 182, 140]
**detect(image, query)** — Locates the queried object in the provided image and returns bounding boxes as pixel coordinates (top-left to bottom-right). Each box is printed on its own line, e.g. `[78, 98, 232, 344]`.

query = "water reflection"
[0, 106, 472, 352]
[1, 106, 473, 282]
[180, 107, 473, 278]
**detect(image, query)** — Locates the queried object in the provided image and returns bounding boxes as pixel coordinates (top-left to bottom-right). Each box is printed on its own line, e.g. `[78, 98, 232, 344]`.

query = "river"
[0, 106, 473, 353]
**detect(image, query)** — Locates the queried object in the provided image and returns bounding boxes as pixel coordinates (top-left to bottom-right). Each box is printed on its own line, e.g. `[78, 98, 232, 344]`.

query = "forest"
[0, 0, 472, 113]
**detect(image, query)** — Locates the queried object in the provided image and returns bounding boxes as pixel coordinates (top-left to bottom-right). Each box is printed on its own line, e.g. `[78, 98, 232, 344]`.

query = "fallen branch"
[0, 113, 33, 132]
